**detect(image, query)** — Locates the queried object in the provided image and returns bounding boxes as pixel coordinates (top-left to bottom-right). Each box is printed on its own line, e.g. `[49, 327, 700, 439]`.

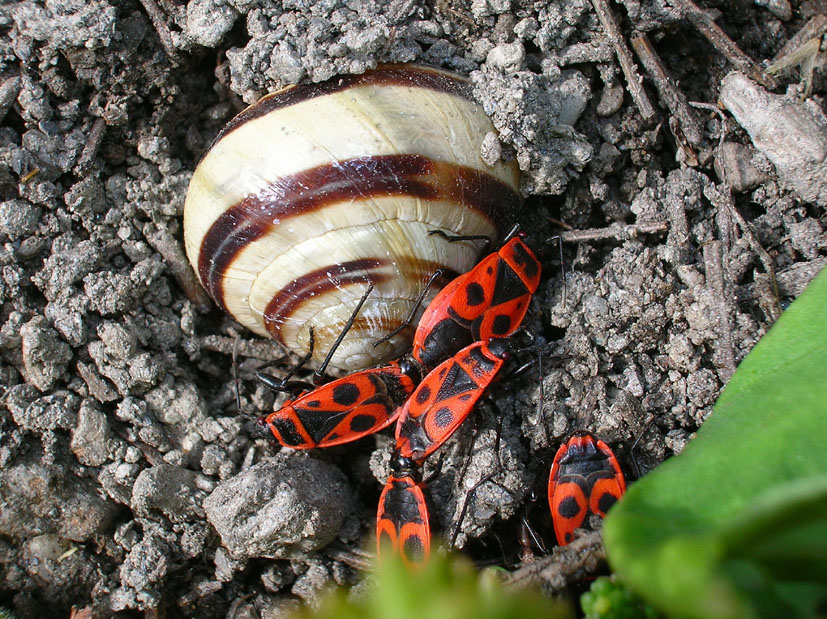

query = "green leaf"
[290, 550, 573, 619]
[603, 267, 827, 619]
[580, 576, 658, 619]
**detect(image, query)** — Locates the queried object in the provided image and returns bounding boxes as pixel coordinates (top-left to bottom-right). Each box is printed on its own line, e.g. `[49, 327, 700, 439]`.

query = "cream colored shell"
[184, 65, 520, 370]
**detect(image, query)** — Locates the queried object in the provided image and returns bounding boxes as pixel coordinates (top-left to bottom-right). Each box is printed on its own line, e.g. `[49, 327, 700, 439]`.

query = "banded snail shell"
[184, 64, 520, 370]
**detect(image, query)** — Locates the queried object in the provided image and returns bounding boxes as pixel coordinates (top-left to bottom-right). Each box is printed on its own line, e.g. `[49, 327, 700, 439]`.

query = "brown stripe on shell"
[435, 161, 522, 223]
[198, 153, 436, 306]
[218, 64, 474, 140]
[263, 260, 460, 344]
[198, 154, 518, 308]
[262, 258, 388, 341]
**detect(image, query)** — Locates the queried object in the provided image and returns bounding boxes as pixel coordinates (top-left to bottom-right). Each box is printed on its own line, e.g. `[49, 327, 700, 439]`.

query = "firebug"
[395, 337, 517, 463]
[257, 359, 419, 448]
[412, 235, 541, 372]
[376, 451, 430, 569]
[548, 432, 626, 545]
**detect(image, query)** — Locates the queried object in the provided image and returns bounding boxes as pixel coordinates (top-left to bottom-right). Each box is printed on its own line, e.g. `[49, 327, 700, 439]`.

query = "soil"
[0, 0, 825, 616]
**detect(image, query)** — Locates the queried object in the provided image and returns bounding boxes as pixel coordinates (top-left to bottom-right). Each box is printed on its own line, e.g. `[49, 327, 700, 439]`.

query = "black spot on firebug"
[558, 495, 582, 519]
[333, 383, 360, 406]
[465, 282, 485, 306]
[350, 414, 376, 432]
[416, 385, 431, 404]
[435, 407, 454, 427]
[491, 314, 511, 335]
[404, 534, 424, 561]
[597, 491, 618, 515]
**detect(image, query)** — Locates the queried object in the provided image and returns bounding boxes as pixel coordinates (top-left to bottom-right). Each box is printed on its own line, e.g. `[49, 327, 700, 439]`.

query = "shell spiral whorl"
[184, 64, 521, 370]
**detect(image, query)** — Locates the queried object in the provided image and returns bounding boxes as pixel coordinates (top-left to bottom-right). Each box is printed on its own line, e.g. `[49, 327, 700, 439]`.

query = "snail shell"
[184, 64, 520, 370]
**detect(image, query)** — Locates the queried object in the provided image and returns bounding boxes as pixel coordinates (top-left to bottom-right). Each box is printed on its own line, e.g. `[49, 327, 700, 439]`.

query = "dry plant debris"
[0, 0, 824, 615]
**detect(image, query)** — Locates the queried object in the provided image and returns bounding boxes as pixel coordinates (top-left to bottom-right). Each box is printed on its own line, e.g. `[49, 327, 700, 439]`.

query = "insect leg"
[449, 400, 512, 548]
[428, 229, 493, 254]
[255, 327, 317, 394]
[313, 283, 375, 384]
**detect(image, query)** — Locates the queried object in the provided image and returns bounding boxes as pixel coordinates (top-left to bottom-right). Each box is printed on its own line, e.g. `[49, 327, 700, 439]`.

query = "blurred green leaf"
[604, 267, 827, 619]
[580, 576, 658, 619]
[292, 550, 572, 619]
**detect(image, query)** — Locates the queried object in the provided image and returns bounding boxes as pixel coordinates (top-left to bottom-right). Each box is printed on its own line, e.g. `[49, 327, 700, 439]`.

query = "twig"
[703, 183, 781, 321]
[771, 14, 827, 64]
[199, 334, 286, 360]
[688, 101, 727, 151]
[138, 0, 180, 63]
[631, 33, 704, 154]
[75, 118, 107, 174]
[590, 0, 656, 120]
[670, 0, 777, 89]
[143, 222, 212, 311]
[503, 529, 605, 591]
[690, 102, 777, 294]
[702, 240, 737, 381]
[559, 221, 669, 244]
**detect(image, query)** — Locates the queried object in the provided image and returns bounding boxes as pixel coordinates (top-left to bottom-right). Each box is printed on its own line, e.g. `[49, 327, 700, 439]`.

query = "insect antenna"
[373, 270, 446, 347]
[628, 414, 657, 480]
[255, 327, 318, 394]
[254, 283, 376, 393]
[449, 400, 516, 549]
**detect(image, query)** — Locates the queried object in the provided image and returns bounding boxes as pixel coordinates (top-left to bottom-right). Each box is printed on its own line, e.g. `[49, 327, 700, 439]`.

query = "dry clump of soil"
[0, 0, 825, 616]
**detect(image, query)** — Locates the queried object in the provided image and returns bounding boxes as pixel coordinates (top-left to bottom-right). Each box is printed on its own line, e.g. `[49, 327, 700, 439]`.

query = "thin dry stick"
[703, 183, 782, 321]
[75, 118, 107, 174]
[684, 100, 780, 316]
[670, 0, 777, 89]
[590, 0, 656, 120]
[144, 222, 212, 311]
[138, 0, 180, 63]
[504, 530, 606, 591]
[199, 334, 286, 360]
[631, 33, 704, 149]
[688, 100, 727, 151]
[703, 240, 737, 381]
[771, 14, 827, 64]
[559, 221, 669, 244]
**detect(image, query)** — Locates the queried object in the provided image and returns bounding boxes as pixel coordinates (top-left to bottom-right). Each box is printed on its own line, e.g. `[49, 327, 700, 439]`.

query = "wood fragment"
[138, 0, 180, 63]
[559, 221, 669, 244]
[143, 222, 212, 311]
[702, 240, 737, 381]
[771, 14, 827, 63]
[631, 33, 704, 154]
[671, 0, 777, 89]
[20, 168, 39, 183]
[75, 118, 107, 174]
[504, 530, 605, 591]
[719, 72, 827, 206]
[703, 182, 781, 321]
[199, 334, 286, 360]
[590, 0, 657, 120]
